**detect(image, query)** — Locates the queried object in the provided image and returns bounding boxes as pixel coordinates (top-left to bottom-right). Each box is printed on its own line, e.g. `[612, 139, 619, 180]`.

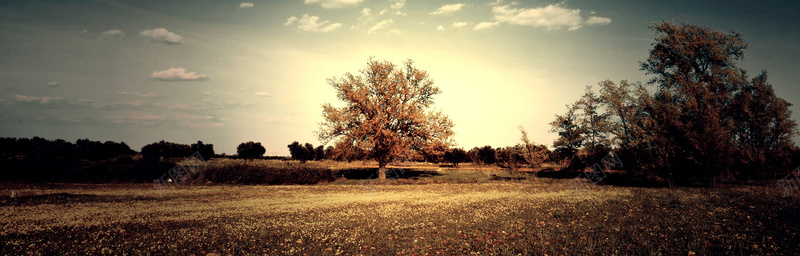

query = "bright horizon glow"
[0, 0, 798, 155]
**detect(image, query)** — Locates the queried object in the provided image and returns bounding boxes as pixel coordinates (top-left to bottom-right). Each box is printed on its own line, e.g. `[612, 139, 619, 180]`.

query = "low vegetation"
[2, 177, 798, 255]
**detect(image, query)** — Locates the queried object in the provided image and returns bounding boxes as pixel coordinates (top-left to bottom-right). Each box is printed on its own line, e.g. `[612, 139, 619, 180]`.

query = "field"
[2, 162, 800, 255]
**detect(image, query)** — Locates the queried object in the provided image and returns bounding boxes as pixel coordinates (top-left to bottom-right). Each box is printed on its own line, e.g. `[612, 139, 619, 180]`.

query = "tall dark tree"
[731, 72, 798, 180]
[550, 104, 584, 162]
[237, 141, 265, 160]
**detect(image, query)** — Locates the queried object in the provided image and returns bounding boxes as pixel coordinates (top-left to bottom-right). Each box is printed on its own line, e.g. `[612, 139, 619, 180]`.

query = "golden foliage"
[318, 58, 454, 172]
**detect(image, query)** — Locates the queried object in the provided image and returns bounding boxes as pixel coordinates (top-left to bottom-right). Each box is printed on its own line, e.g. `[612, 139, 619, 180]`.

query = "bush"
[204, 163, 335, 185]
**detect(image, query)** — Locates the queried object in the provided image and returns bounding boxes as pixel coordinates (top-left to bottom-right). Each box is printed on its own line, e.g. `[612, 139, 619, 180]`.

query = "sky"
[0, 0, 798, 155]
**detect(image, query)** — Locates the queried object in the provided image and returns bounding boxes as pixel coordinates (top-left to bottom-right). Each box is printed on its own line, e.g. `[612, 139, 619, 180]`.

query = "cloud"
[284, 14, 342, 32]
[101, 29, 126, 41]
[284, 17, 299, 26]
[390, 0, 405, 9]
[16, 95, 63, 104]
[239, 2, 254, 8]
[430, 3, 465, 15]
[204, 91, 211, 96]
[254, 91, 270, 97]
[263, 117, 279, 123]
[150, 68, 209, 81]
[490, 3, 611, 31]
[586, 16, 612, 25]
[135, 92, 158, 98]
[368, 19, 393, 34]
[304, 0, 363, 9]
[140, 28, 183, 44]
[437, 25, 445, 31]
[47, 82, 59, 87]
[474, 21, 499, 30]
[453, 22, 468, 28]
[361, 8, 371, 17]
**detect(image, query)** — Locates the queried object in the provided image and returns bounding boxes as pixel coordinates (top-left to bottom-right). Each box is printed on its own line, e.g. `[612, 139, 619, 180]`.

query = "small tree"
[237, 141, 265, 160]
[191, 141, 215, 160]
[315, 145, 325, 161]
[141, 140, 191, 161]
[288, 141, 312, 163]
[318, 58, 455, 180]
[477, 145, 496, 165]
[518, 126, 549, 168]
[550, 104, 584, 166]
[443, 148, 468, 168]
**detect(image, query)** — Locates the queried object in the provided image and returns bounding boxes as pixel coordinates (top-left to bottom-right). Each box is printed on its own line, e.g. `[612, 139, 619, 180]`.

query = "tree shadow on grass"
[334, 168, 441, 180]
[535, 168, 670, 188]
[0, 193, 161, 206]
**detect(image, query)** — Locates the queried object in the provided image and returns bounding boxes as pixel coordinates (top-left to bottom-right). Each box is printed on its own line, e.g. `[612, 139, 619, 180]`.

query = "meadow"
[1, 161, 799, 255]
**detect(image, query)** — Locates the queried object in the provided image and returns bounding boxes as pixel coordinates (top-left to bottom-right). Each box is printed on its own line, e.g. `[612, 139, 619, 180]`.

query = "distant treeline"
[0, 137, 285, 183]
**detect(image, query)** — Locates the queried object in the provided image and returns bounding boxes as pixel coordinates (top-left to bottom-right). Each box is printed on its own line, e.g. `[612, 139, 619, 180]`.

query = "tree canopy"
[318, 58, 454, 179]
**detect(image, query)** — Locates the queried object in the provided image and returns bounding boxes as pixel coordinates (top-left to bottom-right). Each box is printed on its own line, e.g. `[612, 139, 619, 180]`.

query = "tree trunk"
[378, 163, 387, 180]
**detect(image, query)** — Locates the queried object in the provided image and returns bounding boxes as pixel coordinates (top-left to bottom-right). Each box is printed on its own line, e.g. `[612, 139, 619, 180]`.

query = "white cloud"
[239, 2, 254, 8]
[491, 3, 611, 31]
[379, 9, 388, 15]
[368, 19, 393, 34]
[437, 25, 445, 31]
[47, 82, 59, 87]
[140, 28, 183, 44]
[254, 91, 270, 97]
[284, 16, 299, 26]
[453, 22, 468, 28]
[150, 68, 209, 81]
[586, 16, 612, 25]
[101, 29, 126, 41]
[361, 8, 371, 17]
[388, 29, 401, 35]
[474, 21, 499, 30]
[305, 0, 363, 9]
[16, 95, 63, 104]
[430, 3, 465, 15]
[285, 14, 342, 32]
[390, 0, 405, 9]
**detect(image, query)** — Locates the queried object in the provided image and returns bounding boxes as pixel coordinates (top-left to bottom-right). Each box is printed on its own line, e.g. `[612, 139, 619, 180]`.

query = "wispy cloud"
[101, 29, 126, 41]
[239, 2, 254, 8]
[368, 19, 394, 34]
[304, 0, 363, 9]
[150, 68, 208, 81]
[437, 25, 445, 31]
[47, 82, 59, 87]
[474, 21, 499, 30]
[254, 91, 270, 97]
[586, 16, 612, 25]
[453, 22, 468, 28]
[284, 14, 342, 32]
[16, 95, 63, 104]
[140, 28, 183, 44]
[490, 3, 611, 31]
[430, 3, 465, 15]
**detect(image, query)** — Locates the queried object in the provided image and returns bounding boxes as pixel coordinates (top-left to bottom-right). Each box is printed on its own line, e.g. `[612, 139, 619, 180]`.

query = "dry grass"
[2, 178, 799, 255]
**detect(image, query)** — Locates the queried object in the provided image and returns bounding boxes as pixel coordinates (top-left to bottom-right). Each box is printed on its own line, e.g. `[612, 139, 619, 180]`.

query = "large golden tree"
[318, 58, 454, 179]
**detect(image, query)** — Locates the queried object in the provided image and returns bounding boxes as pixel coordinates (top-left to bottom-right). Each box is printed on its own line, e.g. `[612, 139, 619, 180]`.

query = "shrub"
[204, 163, 335, 185]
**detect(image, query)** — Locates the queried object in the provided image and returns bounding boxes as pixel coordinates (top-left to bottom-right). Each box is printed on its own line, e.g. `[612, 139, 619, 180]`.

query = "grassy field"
[2, 163, 800, 255]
